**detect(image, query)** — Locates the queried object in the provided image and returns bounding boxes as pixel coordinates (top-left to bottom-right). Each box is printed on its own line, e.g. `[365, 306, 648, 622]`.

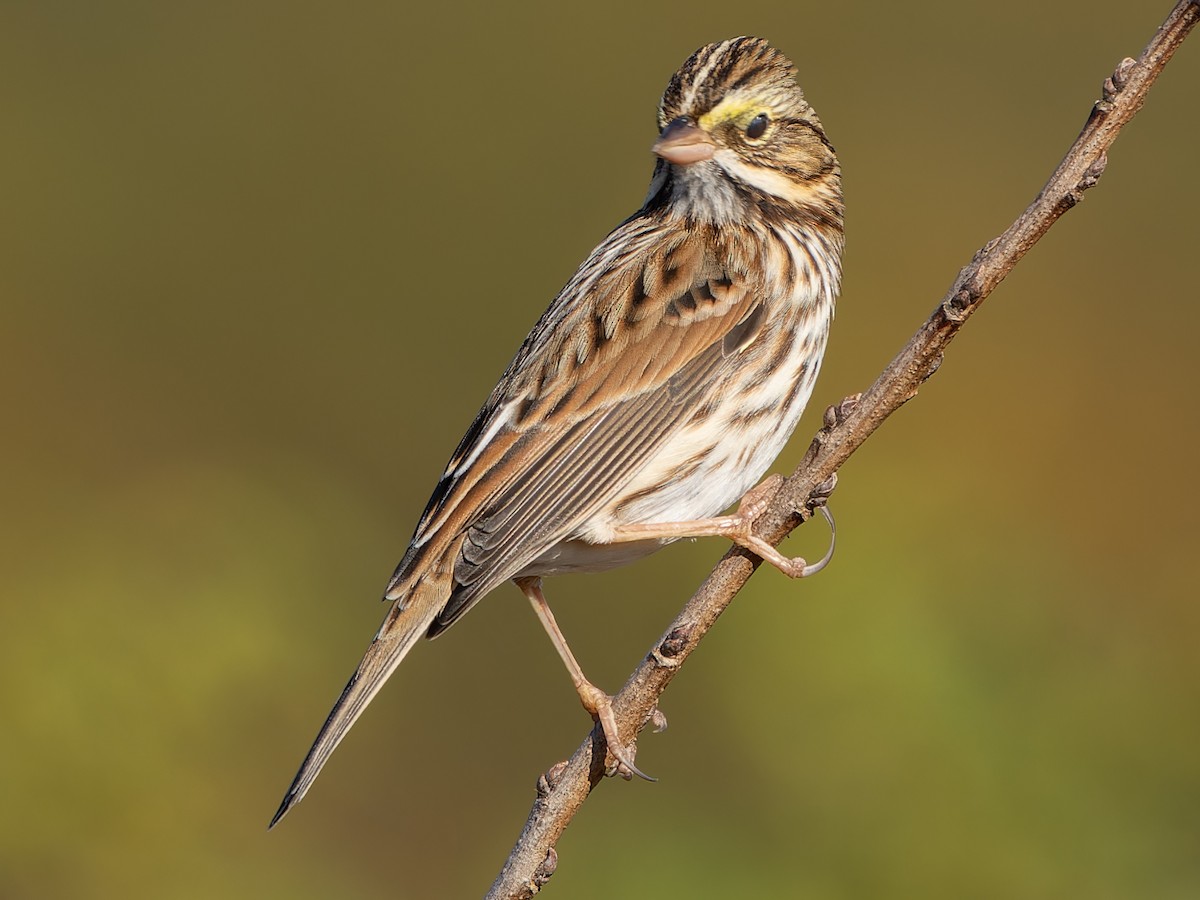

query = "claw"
[586, 686, 655, 781]
[795, 504, 836, 576]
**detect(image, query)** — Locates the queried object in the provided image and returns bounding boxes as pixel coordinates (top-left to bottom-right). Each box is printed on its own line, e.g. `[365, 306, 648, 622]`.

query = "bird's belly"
[517, 419, 789, 579]
[617, 413, 792, 524]
[610, 337, 823, 528]
[520, 364, 821, 578]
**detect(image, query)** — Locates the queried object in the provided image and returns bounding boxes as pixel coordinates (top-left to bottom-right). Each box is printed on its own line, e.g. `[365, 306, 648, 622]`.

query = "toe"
[593, 694, 656, 782]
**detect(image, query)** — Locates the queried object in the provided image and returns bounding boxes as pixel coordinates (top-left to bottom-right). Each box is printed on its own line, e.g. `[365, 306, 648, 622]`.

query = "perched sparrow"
[271, 36, 843, 827]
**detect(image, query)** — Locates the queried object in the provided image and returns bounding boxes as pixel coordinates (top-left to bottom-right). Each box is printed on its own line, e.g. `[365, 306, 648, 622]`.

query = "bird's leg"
[515, 576, 655, 781]
[606, 475, 837, 578]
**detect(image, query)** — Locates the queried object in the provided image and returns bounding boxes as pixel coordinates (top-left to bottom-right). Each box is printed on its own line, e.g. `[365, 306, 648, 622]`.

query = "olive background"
[3, 1, 1197, 898]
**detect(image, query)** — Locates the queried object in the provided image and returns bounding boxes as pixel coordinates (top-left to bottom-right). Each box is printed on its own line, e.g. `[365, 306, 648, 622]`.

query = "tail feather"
[269, 575, 447, 828]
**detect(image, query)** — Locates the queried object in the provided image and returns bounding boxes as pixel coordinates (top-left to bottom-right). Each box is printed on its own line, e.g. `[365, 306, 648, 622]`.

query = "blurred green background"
[3, 1, 1197, 897]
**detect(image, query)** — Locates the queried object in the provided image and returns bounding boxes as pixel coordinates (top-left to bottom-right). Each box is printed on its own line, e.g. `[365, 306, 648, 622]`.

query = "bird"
[271, 36, 844, 828]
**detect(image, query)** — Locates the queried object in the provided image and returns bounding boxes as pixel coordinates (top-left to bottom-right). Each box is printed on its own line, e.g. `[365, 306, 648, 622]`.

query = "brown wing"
[386, 219, 766, 631]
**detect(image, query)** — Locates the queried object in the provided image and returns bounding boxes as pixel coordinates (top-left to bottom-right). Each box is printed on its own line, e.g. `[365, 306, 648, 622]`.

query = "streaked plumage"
[271, 36, 843, 826]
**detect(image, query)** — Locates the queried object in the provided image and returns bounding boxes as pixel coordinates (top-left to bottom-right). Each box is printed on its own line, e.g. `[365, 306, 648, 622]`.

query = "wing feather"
[387, 219, 769, 633]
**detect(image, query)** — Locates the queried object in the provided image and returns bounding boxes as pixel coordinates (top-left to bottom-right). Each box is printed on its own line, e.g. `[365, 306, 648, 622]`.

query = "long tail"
[269, 574, 448, 827]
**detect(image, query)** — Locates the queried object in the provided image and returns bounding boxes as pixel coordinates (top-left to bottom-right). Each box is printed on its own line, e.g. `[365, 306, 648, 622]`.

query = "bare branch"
[487, 4, 1199, 897]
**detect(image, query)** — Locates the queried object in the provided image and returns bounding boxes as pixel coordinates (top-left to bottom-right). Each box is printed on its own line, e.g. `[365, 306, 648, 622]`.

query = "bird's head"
[648, 37, 840, 224]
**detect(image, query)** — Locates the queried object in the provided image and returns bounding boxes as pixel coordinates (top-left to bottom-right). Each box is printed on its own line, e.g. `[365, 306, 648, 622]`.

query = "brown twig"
[486, 3, 1199, 897]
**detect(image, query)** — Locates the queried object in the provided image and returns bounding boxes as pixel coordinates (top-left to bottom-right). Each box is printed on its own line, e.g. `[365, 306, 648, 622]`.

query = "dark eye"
[746, 113, 770, 140]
